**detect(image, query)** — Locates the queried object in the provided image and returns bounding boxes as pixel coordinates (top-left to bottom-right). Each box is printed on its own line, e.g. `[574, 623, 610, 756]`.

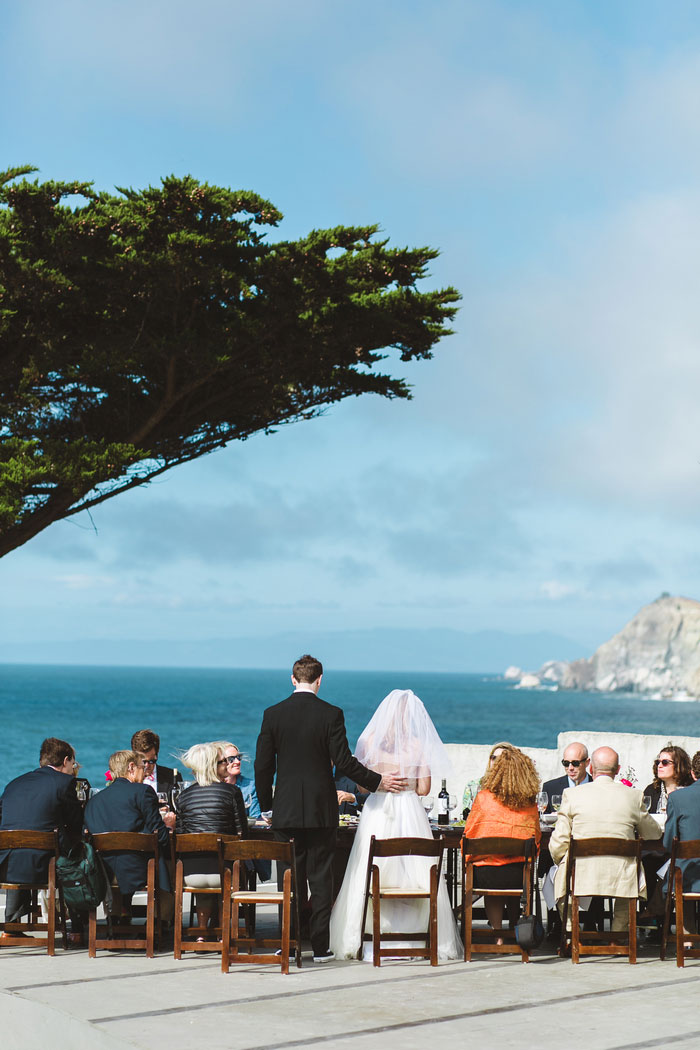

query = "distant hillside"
[539, 595, 700, 698]
[0, 626, 587, 673]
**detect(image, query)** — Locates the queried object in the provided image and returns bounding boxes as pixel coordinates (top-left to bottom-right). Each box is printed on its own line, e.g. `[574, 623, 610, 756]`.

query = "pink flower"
[620, 778, 633, 787]
[105, 770, 113, 782]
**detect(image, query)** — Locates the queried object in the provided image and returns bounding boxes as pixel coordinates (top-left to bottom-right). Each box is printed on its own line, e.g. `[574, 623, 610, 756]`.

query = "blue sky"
[3, 0, 700, 665]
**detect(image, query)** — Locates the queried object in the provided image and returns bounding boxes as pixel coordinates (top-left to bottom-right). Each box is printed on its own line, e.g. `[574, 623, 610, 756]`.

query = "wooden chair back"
[220, 837, 302, 974]
[361, 835, 445, 967]
[661, 837, 700, 968]
[173, 832, 240, 958]
[461, 836, 536, 963]
[562, 837, 642, 964]
[0, 828, 67, 954]
[88, 832, 160, 958]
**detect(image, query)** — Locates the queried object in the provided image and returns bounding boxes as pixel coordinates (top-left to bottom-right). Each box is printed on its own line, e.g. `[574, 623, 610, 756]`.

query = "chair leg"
[281, 868, 291, 975]
[47, 860, 56, 957]
[146, 860, 155, 959]
[174, 863, 183, 960]
[629, 899, 637, 964]
[221, 868, 231, 974]
[89, 907, 97, 958]
[660, 870, 674, 961]
[372, 866, 381, 967]
[676, 869, 685, 969]
[429, 865, 438, 966]
[464, 865, 474, 962]
[571, 895, 580, 964]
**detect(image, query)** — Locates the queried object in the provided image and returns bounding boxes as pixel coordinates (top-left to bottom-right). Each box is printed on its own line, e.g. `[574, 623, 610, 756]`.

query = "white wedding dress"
[329, 781, 463, 961]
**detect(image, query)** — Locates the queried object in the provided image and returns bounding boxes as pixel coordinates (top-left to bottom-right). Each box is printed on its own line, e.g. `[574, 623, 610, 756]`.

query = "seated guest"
[84, 750, 174, 920]
[463, 745, 541, 944]
[550, 746, 662, 932]
[661, 750, 700, 940]
[0, 737, 83, 940]
[334, 773, 365, 816]
[218, 740, 271, 881]
[218, 742, 261, 818]
[639, 744, 693, 921]
[175, 743, 248, 929]
[539, 741, 592, 936]
[131, 729, 183, 803]
[643, 744, 693, 813]
[542, 741, 591, 812]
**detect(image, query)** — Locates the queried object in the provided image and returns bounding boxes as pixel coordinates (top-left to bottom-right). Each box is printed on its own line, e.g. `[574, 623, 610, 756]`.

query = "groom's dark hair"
[293, 654, 323, 683]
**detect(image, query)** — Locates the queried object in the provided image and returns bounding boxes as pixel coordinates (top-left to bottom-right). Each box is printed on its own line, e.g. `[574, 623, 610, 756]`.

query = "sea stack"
[540, 594, 700, 698]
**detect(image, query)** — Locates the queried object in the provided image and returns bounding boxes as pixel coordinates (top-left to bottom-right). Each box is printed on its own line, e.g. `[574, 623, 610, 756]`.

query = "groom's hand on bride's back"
[378, 773, 408, 793]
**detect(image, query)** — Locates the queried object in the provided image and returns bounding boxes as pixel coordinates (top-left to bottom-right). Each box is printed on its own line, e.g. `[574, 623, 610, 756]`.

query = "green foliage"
[0, 166, 460, 556]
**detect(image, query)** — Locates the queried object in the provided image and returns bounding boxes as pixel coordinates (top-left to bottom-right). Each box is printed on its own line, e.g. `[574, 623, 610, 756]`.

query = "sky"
[2, 0, 700, 669]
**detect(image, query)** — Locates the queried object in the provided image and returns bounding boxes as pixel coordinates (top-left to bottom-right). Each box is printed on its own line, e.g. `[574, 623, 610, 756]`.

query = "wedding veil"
[354, 689, 452, 782]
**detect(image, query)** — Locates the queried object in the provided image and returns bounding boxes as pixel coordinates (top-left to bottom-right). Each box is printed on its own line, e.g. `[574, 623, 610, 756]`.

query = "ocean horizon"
[3, 663, 700, 793]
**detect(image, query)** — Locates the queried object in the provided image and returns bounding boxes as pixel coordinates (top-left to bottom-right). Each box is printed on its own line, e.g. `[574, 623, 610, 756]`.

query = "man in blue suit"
[0, 737, 83, 929]
[663, 750, 700, 935]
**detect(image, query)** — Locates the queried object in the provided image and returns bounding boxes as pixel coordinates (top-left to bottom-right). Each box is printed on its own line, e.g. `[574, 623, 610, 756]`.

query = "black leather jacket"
[175, 781, 247, 837]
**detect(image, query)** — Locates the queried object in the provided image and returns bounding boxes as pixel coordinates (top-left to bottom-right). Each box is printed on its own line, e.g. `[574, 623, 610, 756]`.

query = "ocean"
[3, 664, 700, 792]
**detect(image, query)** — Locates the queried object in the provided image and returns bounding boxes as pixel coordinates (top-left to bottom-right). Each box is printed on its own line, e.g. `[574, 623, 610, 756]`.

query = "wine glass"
[642, 795, 652, 813]
[551, 794, 562, 812]
[536, 791, 548, 814]
[448, 795, 457, 820]
[157, 791, 169, 814]
[76, 783, 87, 803]
[423, 796, 434, 818]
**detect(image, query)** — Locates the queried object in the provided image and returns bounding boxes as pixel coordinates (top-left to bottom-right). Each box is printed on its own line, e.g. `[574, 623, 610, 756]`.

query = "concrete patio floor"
[2, 931, 700, 1050]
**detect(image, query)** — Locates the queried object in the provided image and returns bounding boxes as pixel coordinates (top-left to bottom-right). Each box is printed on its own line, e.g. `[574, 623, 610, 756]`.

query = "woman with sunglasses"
[217, 742, 261, 818]
[643, 744, 692, 814]
[639, 744, 693, 923]
[217, 741, 271, 881]
[175, 742, 248, 932]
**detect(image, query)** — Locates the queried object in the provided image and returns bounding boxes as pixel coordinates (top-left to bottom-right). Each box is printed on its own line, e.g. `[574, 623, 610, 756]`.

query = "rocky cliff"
[539, 595, 700, 698]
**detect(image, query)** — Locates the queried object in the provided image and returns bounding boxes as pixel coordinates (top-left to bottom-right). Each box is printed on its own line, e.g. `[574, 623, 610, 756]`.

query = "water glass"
[642, 795, 652, 813]
[551, 794, 562, 812]
[423, 796, 434, 817]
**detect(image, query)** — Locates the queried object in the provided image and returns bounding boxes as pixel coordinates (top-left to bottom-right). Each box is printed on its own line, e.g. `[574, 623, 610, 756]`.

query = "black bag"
[57, 840, 109, 911]
[514, 872, 545, 951]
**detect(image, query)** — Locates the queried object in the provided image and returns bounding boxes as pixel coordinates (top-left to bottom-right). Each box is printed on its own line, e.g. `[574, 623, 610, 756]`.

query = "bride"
[329, 689, 462, 961]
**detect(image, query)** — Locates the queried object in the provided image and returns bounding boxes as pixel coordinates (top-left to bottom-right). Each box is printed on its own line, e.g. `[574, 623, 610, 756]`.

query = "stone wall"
[443, 730, 700, 808]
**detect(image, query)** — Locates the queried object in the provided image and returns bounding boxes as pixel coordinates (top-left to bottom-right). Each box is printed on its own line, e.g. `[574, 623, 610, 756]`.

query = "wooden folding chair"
[461, 836, 536, 962]
[560, 837, 642, 964]
[88, 832, 161, 958]
[173, 832, 242, 958]
[661, 837, 700, 967]
[0, 829, 68, 954]
[221, 839, 302, 975]
[360, 835, 444, 967]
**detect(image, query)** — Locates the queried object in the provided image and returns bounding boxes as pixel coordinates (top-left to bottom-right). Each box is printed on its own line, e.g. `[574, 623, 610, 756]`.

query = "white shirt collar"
[294, 684, 317, 694]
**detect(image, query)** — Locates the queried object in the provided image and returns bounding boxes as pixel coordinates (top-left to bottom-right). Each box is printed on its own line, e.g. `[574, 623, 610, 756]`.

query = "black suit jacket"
[0, 766, 82, 883]
[84, 777, 171, 895]
[255, 691, 381, 829]
[155, 764, 183, 792]
[542, 772, 591, 813]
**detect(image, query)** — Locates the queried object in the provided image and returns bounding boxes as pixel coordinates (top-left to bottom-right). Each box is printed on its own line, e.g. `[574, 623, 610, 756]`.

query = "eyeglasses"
[217, 758, 228, 765]
[657, 758, 674, 767]
[142, 757, 157, 766]
[226, 755, 241, 764]
[562, 759, 584, 768]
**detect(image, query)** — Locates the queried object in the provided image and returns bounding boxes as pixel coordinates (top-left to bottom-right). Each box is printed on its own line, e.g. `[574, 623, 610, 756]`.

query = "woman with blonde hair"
[463, 745, 541, 944]
[175, 742, 247, 931]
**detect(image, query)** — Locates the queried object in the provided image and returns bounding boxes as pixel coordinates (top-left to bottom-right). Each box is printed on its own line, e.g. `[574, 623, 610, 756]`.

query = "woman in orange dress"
[463, 743, 541, 942]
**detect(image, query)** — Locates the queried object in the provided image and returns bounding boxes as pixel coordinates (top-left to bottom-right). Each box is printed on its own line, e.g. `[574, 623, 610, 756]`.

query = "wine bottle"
[437, 778, 449, 825]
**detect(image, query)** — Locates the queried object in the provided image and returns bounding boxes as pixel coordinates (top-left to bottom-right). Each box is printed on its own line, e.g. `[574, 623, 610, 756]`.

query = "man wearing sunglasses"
[542, 742, 591, 814]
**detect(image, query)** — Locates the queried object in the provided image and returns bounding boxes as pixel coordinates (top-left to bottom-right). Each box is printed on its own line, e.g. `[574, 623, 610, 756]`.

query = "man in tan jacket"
[550, 745, 663, 931]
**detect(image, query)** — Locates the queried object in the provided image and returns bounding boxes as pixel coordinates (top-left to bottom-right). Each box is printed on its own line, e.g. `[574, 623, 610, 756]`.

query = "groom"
[255, 654, 406, 962]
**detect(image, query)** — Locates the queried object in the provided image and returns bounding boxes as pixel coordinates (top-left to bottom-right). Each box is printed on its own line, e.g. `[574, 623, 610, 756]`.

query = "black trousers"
[273, 826, 336, 956]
